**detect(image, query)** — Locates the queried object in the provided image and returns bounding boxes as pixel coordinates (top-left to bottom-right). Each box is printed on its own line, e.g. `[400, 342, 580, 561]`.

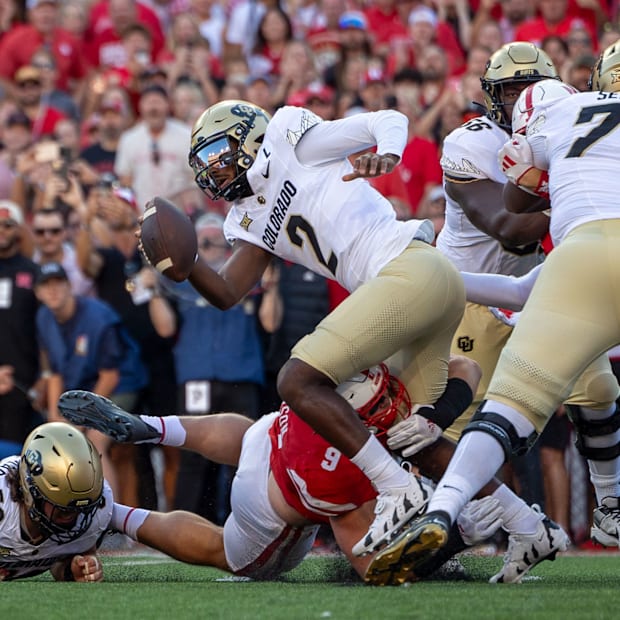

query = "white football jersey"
[0, 457, 113, 581]
[525, 91, 620, 245]
[437, 115, 540, 276]
[223, 106, 434, 293]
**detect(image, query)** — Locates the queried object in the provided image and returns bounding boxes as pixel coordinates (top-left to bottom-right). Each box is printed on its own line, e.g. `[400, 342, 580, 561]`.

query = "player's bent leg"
[58, 390, 160, 442]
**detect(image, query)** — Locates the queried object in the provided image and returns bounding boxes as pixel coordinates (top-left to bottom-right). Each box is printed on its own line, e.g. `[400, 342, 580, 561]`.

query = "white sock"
[139, 415, 187, 446]
[492, 484, 542, 535]
[111, 503, 150, 540]
[429, 430, 505, 522]
[350, 434, 410, 491]
[580, 405, 620, 502]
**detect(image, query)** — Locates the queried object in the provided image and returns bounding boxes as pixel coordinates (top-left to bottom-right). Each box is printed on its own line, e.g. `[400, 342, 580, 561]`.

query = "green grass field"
[4, 550, 620, 620]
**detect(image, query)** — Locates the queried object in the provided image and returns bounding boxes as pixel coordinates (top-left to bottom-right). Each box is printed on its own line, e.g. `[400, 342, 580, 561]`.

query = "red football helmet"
[336, 364, 411, 443]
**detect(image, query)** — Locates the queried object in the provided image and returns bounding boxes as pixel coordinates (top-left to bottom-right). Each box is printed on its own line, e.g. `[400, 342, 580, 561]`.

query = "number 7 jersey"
[222, 106, 433, 293]
[525, 91, 620, 245]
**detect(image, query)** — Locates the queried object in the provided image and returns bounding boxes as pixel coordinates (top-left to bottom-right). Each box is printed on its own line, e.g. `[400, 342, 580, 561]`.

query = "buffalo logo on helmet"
[24, 449, 43, 476]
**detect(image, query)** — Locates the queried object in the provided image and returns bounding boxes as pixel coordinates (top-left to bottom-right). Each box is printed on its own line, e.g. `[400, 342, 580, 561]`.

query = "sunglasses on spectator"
[0, 220, 17, 229]
[199, 238, 229, 250]
[34, 227, 63, 236]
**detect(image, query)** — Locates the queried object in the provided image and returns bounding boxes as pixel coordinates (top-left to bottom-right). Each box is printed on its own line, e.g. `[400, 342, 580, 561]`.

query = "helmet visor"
[190, 136, 238, 199]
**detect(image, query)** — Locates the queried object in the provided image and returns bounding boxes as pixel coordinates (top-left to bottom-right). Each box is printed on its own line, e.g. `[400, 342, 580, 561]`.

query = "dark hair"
[541, 34, 569, 56]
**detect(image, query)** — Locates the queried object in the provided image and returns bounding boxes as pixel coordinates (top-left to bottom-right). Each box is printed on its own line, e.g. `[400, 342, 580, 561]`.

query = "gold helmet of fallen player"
[589, 39, 620, 92]
[19, 422, 104, 543]
[189, 99, 271, 202]
[481, 42, 559, 131]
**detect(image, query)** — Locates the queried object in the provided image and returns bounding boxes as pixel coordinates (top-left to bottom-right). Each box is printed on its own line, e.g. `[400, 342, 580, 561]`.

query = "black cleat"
[58, 390, 160, 443]
[364, 510, 451, 586]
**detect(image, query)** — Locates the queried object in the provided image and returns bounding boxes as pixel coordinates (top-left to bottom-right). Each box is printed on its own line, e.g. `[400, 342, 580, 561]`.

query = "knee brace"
[566, 404, 620, 461]
[461, 407, 538, 462]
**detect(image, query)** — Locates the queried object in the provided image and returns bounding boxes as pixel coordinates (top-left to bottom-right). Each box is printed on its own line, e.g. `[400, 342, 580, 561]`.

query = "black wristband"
[418, 377, 474, 430]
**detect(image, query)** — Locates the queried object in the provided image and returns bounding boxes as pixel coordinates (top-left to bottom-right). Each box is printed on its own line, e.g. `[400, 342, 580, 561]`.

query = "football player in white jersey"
[436, 41, 556, 441]
[150, 100, 466, 558]
[368, 42, 620, 580]
[0, 422, 112, 581]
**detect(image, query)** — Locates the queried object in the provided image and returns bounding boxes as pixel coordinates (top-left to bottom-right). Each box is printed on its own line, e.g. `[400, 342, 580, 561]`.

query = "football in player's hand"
[140, 196, 197, 282]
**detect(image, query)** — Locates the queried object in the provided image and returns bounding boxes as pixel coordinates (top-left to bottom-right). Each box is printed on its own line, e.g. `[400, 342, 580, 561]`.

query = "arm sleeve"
[295, 110, 409, 166]
[460, 263, 543, 311]
[97, 324, 126, 370]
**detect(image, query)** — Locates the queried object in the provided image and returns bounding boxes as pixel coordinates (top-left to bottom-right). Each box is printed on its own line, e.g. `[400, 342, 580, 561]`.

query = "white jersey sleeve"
[525, 91, 620, 245]
[0, 457, 113, 581]
[223, 106, 434, 292]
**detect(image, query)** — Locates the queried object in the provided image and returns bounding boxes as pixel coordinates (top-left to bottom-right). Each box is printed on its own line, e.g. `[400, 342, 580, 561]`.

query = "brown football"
[140, 196, 197, 282]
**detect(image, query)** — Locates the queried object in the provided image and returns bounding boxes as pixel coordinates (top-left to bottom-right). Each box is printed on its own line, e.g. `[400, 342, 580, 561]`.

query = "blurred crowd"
[0, 0, 618, 545]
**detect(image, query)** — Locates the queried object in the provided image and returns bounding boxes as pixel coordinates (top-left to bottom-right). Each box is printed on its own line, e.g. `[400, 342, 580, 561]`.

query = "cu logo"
[457, 336, 474, 353]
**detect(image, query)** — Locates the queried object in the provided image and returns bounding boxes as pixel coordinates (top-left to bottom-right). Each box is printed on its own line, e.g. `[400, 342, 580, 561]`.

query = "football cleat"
[352, 475, 431, 558]
[489, 507, 570, 583]
[591, 496, 620, 547]
[58, 390, 160, 443]
[364, 510, 451, 586]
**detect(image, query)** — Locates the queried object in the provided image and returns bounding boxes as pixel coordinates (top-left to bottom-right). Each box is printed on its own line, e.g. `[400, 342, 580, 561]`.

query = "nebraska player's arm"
[188, 240, 273, 310]
[445, 178, 549, 247]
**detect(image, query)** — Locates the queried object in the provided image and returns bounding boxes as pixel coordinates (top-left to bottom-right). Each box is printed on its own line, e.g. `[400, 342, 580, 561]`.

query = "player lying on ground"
[59, 357, 567, 585]
[0, 422, 112, 581]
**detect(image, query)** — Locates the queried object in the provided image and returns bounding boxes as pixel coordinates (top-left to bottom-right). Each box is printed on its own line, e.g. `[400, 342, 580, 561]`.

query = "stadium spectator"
[11, 65, 66, 140]
[513, 0, 598, 48]
[79, 92, 132, 181]
[30, 206, 94, 296]
[74, 181, 178, 509]
[471, 0, 533, 46]
[0, 422, 112, 581]
[30, 47, 80, 122]
[156, 12, 221, 102]
[0, 0, 86, 94]
[249, 5, 294, 78]
[114, 84, 194, 213]
[190, 0, 226, 59]
[0, 200, 42, 458]
[363, 0, 408, 60]
[270, 39, 321, 109]
[167, 212, 265, 524]
[84, 0, 165, 69]
[35, 260, 147, 497]
[0, 111, 33, 200]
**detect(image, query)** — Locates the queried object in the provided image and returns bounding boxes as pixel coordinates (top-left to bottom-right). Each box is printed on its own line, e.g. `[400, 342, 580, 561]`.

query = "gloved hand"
[386, 406, 443, 457]
[498, 134, 549, 198]
[457, 497, 503, 546]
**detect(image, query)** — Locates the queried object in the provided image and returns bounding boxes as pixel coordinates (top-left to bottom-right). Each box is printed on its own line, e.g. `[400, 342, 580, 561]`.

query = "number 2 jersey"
[268, 404, 377, 523]
[525, 91, 620, 245]
[0, 457, 113, 581]
[437, 115, 540, 276]
[222, 106, 434, 293]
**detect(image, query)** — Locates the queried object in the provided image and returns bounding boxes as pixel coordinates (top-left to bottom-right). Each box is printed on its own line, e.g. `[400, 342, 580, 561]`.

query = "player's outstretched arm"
[189, 240, 273, 310]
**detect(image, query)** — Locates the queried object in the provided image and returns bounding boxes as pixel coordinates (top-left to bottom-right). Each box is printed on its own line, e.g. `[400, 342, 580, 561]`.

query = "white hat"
[0, 200, 24, 225]
[409, 6, 438, 28]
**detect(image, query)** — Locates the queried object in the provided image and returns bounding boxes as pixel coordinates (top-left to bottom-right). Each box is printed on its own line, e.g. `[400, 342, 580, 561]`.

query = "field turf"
[4, 548, 620, 620]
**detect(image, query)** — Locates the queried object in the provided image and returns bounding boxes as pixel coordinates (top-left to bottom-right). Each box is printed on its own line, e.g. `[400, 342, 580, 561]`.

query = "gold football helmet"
[19, 422, 104, 543]
[589, 39, 620, 92]
[189, 99, 271, 201]
[336, 364, 411, 446]
[481, 42, 558, 130]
